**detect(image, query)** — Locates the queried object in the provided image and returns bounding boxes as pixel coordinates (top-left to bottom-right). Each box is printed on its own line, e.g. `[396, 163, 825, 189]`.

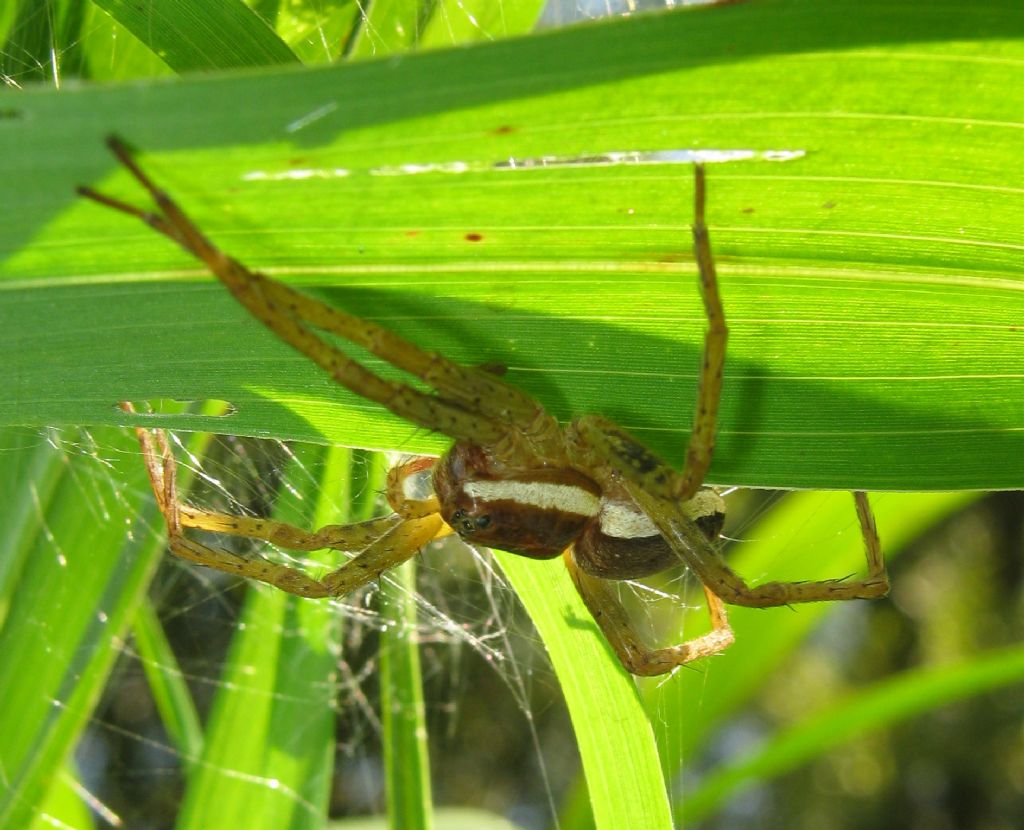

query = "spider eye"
[450, 509, 491, 536]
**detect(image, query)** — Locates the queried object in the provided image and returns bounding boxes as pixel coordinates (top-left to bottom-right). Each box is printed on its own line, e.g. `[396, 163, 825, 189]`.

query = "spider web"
[48, 426, 586, 827]
[21, 427, 1024, 830]
[12, 421, 771, 828]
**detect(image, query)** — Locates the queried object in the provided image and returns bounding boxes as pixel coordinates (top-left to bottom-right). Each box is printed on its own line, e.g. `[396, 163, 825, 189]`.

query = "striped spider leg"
[81, 140, 886, 677]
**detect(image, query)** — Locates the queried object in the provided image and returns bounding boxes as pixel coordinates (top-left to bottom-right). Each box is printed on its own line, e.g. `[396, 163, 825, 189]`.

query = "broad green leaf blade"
[3, 1, 1023, 490]
[681, 643, 1024, 822]
[497, 553, 673, 830]
[91, 0, 299, 72]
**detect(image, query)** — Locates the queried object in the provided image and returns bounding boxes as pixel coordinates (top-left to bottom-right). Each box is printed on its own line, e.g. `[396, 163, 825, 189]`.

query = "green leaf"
[132, 599, 204, 774]
[380, 558, 434, 830]
[373, 452, 435, 830]
[497, 552, 674, 830]
[680, 642, 1024, 822]
[90, 0, 299, 72]
[3, 0, 1023, 490]
[0, 427, 162, 830]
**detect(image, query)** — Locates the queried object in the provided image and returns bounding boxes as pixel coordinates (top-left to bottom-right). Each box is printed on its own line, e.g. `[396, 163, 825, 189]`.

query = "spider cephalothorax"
[81, 137, 888, 676]
[433, 440, 603, 559]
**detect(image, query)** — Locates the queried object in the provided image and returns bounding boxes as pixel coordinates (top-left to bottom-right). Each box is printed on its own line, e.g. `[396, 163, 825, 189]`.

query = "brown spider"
[79, 137, 889, 676]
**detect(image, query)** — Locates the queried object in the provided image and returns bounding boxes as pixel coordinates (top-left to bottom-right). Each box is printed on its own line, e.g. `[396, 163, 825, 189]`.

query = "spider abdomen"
[575, 489, 726, 580]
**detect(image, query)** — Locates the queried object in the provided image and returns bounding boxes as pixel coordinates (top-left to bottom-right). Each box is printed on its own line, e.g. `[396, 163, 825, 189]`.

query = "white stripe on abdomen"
[599, 502, 659, 540]
[463, 480, 600, 517]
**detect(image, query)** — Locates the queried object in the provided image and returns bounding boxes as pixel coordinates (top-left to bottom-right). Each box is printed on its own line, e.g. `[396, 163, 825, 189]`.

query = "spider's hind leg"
[564, 548, 734, 676]
[82, 137, 549, 447]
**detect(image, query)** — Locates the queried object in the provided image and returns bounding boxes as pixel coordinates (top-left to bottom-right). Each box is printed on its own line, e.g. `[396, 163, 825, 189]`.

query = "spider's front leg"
[124, 404, 448, 598]
[679, 163, 728, 502]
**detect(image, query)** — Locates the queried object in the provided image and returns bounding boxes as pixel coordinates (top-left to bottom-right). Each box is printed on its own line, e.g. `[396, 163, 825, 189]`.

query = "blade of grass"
[0, 427, 66, 627]
[373, 453, 434, 830]
[0, 426, 164, 830]
[681, 642, 1024, 822]
[380, 559, 433, 830]
[496, 553, 674, 830]
[91, 0, 298, 72]
[132, 599, 205, 774]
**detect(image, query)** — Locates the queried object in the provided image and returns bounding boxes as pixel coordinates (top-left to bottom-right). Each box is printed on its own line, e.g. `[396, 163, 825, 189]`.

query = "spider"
[79, 137, 889, 676]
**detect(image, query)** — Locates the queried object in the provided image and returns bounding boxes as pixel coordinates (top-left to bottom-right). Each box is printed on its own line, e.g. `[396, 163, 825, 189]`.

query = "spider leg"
[623, 484, 890, 608]
[80, 137, 542, 446]
[564, 549, 734, 675]
[176, 507, 405, 551]
[120, 401, 181, 534]
[166, 513, 444, 598]
[173, 457, 452, 549]
[565, 167, 727, 505]
[252, 276, 545, 429]
[678, 164, 728, 502]
[124, 407, 450, 597]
